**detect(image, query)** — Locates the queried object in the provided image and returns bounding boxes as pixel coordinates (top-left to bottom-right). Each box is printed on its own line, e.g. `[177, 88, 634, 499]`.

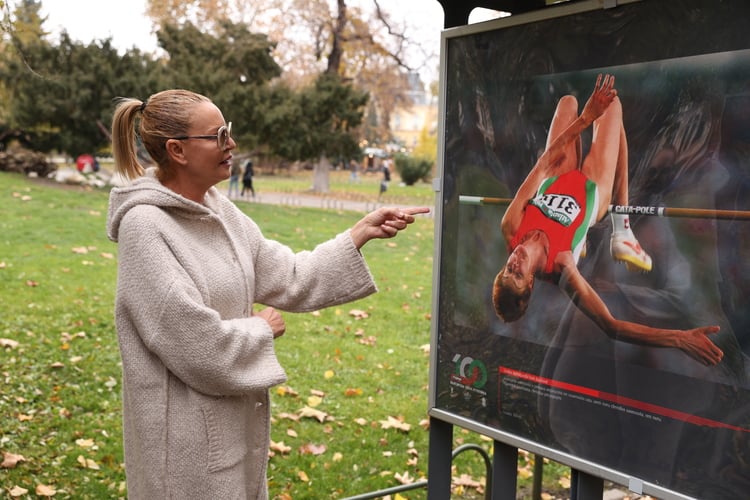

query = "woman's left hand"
[351, 206, 431, 249]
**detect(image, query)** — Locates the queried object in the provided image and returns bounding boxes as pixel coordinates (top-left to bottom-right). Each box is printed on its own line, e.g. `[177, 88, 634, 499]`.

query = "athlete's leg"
[545, 95, 582, 174]
[581, 96, 623, 220]
[580, 97, 651, 271]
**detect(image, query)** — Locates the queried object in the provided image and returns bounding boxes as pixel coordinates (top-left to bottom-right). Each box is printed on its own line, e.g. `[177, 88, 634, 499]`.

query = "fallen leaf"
[286, 428, 298, 438]
[310, 389, 325, 397]
[298, 406, 328, 423]
[453, 473, 482, 488]
[344, 387, 363, 397]
[0, 338, 19, 349]
[299, 443, 326, 455]
[353, 417, 368, 426]
[35, 484, 57, 497]
[71, 247, 89, 254]
[307, 395, 323, 407]
[297, 470, 309, 482]
[1, 451, 26, 468]
[75, 438, 95, 448]
[379, 416, 411, 432]
[77, 455, 100, 470]
[349, 309, 369, 319]
[26, 280, 39, 287]
[323, 370, 335, 379]
[276, 386, 299, 397]
[395, 471, 415, 485]
[270, 441, 292, 454]
[9, 485, 28, 497]
[277, 412, 300, 422]
[332, 452, 343, 462]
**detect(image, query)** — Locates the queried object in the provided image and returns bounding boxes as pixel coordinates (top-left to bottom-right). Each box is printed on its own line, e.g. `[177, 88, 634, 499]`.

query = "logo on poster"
[450, 354, 488, 390]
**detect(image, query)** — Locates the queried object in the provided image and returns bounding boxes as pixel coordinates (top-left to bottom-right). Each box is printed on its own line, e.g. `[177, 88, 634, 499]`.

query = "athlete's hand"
[676, 325, 723, 365]
[581, 73, 617, 125]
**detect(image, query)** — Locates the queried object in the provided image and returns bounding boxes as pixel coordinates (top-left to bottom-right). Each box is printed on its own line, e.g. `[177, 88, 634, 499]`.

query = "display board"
[428, 0, 750, 498]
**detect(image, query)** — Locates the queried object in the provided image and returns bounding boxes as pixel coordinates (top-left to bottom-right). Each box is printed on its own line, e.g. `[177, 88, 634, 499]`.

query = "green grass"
[220, 168, 436, 207]
[0, 171, 571, 499]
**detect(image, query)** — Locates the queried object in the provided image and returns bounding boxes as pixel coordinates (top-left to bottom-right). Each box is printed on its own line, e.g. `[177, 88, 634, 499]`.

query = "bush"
[394, 153, 432, 186]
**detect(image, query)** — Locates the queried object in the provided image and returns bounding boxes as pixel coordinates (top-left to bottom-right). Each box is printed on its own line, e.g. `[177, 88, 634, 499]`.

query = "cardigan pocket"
[201, 398, 249, 473]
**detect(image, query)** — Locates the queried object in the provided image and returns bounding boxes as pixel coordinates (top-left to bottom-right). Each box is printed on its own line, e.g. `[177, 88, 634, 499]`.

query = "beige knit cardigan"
[107, 171, 377, 499]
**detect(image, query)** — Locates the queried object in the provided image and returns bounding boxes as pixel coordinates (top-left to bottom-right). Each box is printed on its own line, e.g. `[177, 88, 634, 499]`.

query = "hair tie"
[140, 99, 148, 113]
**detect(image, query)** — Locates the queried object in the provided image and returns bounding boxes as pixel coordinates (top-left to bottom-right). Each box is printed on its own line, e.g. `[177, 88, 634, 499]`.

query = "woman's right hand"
[255, 307, 286, 338]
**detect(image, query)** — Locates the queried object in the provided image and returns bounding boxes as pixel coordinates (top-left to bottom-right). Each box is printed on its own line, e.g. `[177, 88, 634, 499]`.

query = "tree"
[0, 29, 163, 157]
[156, 20, 282, 151]
[145, 0, 424, 144]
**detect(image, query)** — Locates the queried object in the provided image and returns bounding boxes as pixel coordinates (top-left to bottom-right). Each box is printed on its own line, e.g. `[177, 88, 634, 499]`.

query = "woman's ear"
[165, 139, 188, 165]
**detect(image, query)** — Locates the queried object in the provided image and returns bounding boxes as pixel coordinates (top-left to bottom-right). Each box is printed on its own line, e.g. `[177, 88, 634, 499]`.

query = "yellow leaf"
[297, 470, 309, 482]
[333, 452, 343, 462]
[324, 370, 335, 379]
[307, 395, 323, 407]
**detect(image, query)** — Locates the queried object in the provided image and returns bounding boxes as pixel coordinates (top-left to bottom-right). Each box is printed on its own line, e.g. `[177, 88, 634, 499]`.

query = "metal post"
[570, 469, 604, 500]
[427, 417, 453, 499]
[491, 440, 518, 500]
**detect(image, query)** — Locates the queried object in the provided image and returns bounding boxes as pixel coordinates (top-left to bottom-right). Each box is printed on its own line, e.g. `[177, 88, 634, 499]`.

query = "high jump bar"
[458, 195, 750, 220]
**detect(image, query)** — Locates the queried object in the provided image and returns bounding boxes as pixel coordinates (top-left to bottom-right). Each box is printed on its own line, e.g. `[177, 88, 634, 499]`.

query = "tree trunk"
[312, 153, 331, 193]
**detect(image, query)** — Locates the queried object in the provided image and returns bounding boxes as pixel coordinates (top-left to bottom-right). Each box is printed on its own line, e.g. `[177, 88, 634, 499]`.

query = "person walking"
[106, 88, 430, 499]
[228, 159, 241, 198]
[241, 158, 255, 198]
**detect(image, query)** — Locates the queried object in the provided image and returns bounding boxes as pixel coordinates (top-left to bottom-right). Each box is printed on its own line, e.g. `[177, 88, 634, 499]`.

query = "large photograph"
[431, 0, 750, 498]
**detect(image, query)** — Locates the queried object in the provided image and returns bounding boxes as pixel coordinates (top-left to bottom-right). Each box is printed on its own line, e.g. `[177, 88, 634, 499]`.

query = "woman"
[493, 74, 723, 367]
[106, 89, 429, 499]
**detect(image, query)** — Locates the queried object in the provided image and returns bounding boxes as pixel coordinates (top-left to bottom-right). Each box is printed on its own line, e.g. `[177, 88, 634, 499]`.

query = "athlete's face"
[500, 245, 534, 293]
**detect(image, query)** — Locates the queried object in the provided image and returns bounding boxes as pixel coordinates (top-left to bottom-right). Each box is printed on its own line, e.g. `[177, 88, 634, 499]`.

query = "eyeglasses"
[171, 122, 232, 149]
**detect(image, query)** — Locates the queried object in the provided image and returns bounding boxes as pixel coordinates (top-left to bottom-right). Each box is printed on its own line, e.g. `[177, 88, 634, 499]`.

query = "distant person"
[379, 158, 392, 199]
[107, 88, 430, 499]
[241, 158, 255, 198]
[349, 159, 360, 183]
[228, 160, 241, 197]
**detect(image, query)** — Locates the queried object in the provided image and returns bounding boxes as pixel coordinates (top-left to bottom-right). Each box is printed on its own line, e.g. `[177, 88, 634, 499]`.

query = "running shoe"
[610, 233, 652, 272]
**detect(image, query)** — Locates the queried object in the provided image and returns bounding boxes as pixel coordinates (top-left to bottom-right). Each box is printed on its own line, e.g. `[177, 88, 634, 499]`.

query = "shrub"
[394, 153, 432, 186]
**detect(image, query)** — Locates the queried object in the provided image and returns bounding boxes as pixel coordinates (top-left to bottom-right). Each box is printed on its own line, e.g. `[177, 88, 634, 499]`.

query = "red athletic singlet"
[510, 170, 599, 274]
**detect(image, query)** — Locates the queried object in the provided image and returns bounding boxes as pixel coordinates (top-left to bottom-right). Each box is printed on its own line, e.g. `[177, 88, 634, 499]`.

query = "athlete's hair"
[492, 270, 532, 323]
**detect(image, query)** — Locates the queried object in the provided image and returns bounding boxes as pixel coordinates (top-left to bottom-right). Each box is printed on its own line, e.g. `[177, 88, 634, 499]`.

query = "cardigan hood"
[107, 168, 223, 243]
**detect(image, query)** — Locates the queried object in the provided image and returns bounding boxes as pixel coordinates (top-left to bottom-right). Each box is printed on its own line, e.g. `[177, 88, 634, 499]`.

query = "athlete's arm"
[557, 254, 723, 366]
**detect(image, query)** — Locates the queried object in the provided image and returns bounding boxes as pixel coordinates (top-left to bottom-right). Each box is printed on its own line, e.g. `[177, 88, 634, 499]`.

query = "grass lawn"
[0, 170, 571, 499]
